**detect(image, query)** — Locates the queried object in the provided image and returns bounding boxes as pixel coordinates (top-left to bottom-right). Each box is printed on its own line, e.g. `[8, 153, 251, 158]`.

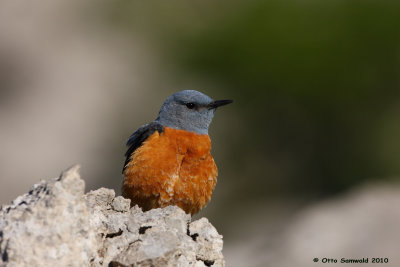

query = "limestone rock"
[0, 166, 224, 267]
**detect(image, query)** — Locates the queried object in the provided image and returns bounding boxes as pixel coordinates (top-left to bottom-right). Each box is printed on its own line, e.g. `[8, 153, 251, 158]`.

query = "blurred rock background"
[1, 0, 399, 266]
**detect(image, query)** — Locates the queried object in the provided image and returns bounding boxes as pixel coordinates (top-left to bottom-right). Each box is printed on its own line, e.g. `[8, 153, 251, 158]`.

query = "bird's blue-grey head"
[155, 90, 233, 135]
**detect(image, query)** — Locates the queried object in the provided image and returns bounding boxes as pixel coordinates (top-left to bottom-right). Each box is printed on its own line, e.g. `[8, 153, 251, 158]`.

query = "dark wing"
[122, 122, 164, 173]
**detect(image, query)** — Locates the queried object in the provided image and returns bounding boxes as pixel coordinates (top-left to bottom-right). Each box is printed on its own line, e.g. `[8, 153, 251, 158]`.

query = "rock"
[274, 184, 400, 267]
[112, 196, 131, 212]
[0, 166, 225, 267]
[224, 183, 400, 267]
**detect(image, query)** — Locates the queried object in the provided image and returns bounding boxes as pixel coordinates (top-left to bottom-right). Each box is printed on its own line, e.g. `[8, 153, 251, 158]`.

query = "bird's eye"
[185, 102, 195, 109]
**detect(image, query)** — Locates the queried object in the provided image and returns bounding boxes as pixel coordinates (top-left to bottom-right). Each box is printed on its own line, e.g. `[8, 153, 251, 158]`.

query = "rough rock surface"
[0, 166, 224, 267]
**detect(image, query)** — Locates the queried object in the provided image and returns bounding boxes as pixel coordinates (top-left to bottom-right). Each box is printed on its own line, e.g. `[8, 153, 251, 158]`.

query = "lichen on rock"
[0, 166, 224, 267]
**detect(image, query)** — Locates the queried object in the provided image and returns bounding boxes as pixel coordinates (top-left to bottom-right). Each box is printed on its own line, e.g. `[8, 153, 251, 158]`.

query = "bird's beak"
[207, 99, 233, 109]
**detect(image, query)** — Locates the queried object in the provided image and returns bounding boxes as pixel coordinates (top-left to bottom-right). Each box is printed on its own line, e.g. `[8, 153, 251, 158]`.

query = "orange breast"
[122, 127, 218, 214]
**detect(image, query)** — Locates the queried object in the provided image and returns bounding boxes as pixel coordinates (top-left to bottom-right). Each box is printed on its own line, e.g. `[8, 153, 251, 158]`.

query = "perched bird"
[122, 90, 232, 215]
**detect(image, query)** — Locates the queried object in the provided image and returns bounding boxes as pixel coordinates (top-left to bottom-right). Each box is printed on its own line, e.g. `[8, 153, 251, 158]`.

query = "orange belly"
[122, 127, 218, 214]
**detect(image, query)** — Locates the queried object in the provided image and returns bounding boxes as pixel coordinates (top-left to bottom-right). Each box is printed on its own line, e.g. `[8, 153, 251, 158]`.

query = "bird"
[122, 90, 232, 215]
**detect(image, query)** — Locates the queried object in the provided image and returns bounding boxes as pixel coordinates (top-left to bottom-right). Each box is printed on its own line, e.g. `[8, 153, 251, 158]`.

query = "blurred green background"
[104, 0, 400, 203]
[1, 0, 400, 265]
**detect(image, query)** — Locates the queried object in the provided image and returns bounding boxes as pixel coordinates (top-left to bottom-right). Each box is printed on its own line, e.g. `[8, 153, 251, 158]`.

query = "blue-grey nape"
[155, 90, 229, 135]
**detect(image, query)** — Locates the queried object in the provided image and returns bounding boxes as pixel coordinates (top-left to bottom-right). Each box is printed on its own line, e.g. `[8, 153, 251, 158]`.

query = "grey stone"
[112, 196, 131, 212]
[0, 165, 97, 267]
[0, 165, 225, 267]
